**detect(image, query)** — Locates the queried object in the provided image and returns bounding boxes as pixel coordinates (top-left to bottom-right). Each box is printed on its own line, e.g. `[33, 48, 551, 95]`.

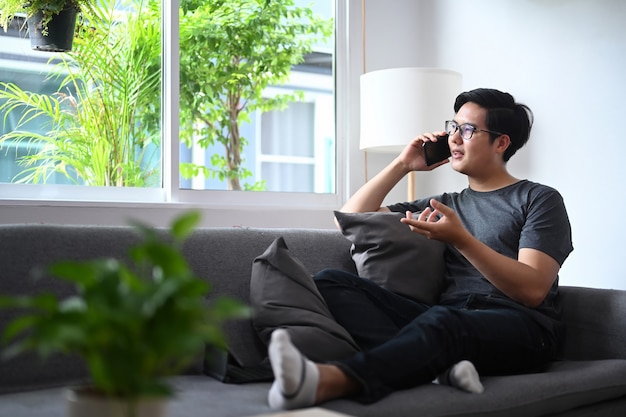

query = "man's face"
[448, 102, 504, 176]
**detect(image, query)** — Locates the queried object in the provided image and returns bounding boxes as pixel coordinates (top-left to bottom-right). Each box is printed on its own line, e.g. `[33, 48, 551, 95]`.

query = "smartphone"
[423, 134, 451, 166]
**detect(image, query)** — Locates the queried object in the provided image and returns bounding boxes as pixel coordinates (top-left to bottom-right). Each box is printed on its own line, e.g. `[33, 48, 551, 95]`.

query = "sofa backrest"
[559, 285, 626, 361]
[0, 225, 142, 394]
[182, 227, 356, 368]
[3, 224, 626, 394]
[0, 224, 355, 394]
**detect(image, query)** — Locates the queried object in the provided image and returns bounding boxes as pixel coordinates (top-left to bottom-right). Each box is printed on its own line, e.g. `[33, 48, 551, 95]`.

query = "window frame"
[0, 0, 360, 225]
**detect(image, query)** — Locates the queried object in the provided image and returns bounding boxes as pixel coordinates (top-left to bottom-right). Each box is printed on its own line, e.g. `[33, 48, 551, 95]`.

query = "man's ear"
[495, 134, 511, 155]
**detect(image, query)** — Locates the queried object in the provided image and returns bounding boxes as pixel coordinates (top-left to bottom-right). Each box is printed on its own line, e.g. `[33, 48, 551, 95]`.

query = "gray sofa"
[1, 224, 626, 417]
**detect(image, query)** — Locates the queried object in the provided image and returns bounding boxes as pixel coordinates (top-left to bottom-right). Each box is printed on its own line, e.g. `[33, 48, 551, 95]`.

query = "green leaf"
[0, 293, 58, 312]
[48, 261, 99, 287]
[208, 297, 251, 322]
[171, 211, 201, 241]
[2, 315, 38, 343]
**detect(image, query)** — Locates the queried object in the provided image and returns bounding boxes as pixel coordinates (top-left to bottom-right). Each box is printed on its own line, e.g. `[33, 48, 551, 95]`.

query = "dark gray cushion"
[3, 361, 626, 417]
[334, 211, 446, 305]
[559, 286, 626, 360]
[326, 359, 626, 417]
[249, 237, 359, 362]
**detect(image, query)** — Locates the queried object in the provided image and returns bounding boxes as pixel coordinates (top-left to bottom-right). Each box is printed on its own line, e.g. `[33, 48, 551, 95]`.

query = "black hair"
[454, 88, 533, 162]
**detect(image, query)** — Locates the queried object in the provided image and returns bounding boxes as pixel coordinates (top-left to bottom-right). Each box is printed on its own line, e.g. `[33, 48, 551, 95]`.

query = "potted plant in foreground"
[0, 0, 95, 51]
[0, 211, 249, 417]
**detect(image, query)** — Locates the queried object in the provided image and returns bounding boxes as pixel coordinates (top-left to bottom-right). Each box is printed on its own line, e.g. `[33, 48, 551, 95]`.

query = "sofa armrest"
[559, 285, 626, 360]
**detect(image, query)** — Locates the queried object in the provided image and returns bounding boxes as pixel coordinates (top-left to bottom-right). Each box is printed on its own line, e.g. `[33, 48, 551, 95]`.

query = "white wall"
[362, 0, 626, 290]
[361, 0, 466, 205]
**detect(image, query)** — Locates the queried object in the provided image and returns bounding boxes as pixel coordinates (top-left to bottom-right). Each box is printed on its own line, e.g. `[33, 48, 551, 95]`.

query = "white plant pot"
[66, 388, 169, 417]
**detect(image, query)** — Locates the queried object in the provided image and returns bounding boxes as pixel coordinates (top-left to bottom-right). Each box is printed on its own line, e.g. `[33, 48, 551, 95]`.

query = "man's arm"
[339, 134, 449, 215]
[401, 199, 560, 307]
[339, 157, 406, 214]
[455, 240, 559, 308]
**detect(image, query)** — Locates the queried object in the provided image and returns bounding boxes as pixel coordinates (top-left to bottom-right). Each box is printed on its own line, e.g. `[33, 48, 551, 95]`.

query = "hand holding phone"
[422, 134, 451, 166]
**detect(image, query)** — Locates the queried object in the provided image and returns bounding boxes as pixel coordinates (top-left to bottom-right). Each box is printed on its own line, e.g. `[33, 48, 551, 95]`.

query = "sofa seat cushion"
[2, 361, 626, 417]
[325, 359, 626, 417]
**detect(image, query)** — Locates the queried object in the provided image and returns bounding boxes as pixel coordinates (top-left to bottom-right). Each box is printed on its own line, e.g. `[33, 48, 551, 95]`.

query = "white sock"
[268, 329, 320, 410]
[437, 360, 484, 394]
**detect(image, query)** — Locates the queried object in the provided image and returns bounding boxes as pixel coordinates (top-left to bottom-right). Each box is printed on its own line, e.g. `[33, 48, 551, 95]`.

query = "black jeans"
[313, 269, 559, 403]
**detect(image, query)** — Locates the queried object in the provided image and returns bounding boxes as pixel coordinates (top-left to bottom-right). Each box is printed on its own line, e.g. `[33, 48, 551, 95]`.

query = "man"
[267, 88, 573, 410]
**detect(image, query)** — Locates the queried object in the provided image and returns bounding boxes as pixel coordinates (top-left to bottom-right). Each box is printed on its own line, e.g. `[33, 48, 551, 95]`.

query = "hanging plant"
[0, 1, 95, 51]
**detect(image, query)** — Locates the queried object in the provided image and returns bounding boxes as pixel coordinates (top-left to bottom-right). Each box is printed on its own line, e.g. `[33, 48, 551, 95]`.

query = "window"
[0, 0, 352, 217]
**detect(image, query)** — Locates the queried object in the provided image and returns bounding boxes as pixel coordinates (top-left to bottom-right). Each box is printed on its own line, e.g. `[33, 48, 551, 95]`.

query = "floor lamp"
[360, 67, 462, 201]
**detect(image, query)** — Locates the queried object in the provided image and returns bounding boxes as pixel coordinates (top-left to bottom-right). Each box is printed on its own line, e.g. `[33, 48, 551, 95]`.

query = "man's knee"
[407, 305, 467, 335]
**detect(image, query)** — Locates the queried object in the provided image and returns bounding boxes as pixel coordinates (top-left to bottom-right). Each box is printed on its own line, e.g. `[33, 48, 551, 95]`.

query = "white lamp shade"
[360, 67, 463, 153]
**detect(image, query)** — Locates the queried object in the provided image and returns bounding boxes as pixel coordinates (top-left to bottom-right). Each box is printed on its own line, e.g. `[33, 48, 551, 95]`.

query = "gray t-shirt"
[387, 180, 573, 327]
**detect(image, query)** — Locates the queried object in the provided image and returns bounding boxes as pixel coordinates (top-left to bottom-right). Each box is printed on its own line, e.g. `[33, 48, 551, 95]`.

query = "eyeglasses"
[445, 120, 504, 141]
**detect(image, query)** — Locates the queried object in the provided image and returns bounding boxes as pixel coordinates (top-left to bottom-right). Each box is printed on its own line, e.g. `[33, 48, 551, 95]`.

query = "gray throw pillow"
[334, 211, 446, 305]
[249, 237, 359, 362]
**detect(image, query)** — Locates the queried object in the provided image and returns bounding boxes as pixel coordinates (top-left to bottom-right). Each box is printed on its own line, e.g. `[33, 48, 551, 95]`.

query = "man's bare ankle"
[316, 364, 359, 403]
